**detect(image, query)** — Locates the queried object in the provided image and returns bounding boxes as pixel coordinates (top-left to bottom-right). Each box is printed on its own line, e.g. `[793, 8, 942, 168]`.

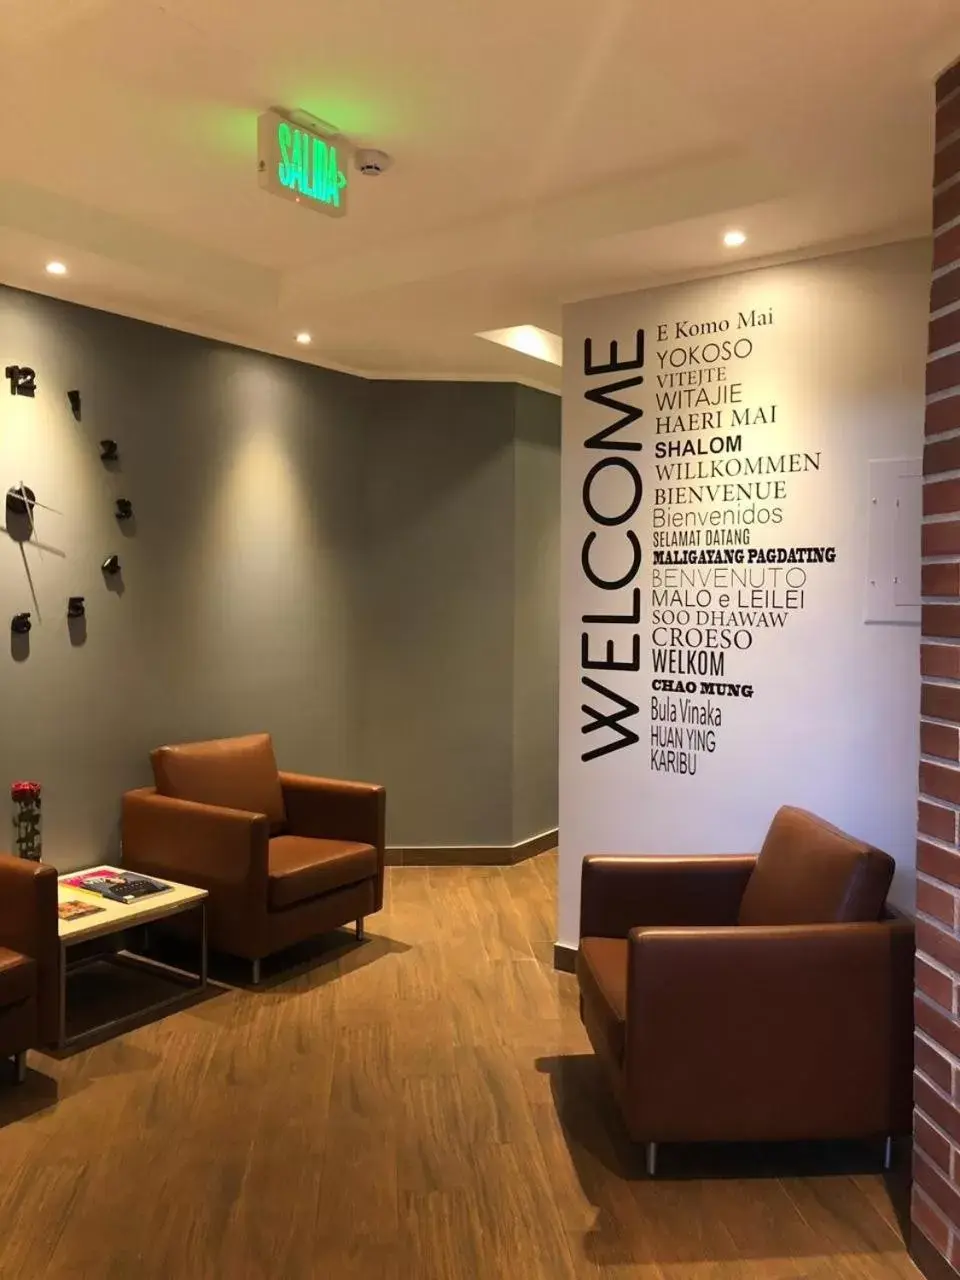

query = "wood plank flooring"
[0, 852, 919, 1279]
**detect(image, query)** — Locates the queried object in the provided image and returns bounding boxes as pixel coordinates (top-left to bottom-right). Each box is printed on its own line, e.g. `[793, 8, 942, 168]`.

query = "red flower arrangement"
[11, 782, 41, 804]
[11, 782, 42, 860]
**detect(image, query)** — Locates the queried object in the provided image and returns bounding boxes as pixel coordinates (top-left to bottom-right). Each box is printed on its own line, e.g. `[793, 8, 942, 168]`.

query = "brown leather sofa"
[576, 806, 914, 1174]
[121, 734, 385, 983]
[0, 855, 58, 1073]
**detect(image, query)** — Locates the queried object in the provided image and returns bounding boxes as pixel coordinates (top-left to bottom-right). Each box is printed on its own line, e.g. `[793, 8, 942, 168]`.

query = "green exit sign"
[257, 110, 349, 217]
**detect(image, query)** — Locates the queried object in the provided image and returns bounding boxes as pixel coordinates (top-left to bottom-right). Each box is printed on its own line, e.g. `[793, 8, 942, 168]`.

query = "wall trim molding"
[553, 942, 577, 974]
[386, 827, 557, 867]
[911, 1227, 959, 1280]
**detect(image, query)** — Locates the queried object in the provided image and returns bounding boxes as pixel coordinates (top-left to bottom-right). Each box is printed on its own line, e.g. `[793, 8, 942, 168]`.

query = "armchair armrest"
[121, 789, 269, 893]
[579, 855, 757, 939]
[624, 920, 914, 1142]
[280, 774, 385, 849]
[281, 774, 385, 911]
[0, 854, 58, 957]
[0, 854, 59, 1047]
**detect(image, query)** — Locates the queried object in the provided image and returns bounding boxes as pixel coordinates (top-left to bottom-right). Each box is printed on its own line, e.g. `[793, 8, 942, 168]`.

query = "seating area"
[0, 733, 388, 1060]
[0, 795, 915, 1230]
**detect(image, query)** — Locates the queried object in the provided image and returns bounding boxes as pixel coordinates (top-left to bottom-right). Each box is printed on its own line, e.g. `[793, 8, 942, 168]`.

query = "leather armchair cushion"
[577, 937, 628, 1064]
[738, 806, 894, 926]
[152, 734, 286, 834]
[0, 947, 35, 1008]
[268, 836, 377, 909]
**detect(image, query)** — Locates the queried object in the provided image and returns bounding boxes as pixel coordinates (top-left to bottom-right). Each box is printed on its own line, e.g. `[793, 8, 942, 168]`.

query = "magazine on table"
[60, 868, 172, 904]
[57, 898, 106, 921]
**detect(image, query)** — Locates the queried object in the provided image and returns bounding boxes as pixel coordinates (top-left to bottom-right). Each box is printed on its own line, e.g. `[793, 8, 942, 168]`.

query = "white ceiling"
[1, 0, 958, 392]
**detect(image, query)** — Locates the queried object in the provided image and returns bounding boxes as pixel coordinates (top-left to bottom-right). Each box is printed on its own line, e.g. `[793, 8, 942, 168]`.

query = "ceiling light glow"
[476, 324, 562, 367]
[45, 261, 67, 276]
[295, 332, 312, 345]
[723, 230, 747, 248]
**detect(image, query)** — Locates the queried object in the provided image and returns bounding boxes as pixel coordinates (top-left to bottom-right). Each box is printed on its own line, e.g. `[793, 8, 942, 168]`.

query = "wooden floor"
[0, 852, 919, 1279]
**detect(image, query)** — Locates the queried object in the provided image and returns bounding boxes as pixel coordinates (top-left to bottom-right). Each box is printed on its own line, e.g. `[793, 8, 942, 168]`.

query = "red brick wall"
[915, 56, 960, 1277]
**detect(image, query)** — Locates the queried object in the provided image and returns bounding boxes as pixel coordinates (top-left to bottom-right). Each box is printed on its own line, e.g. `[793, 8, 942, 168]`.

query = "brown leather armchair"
[576, 806, 914, 1174]
[121, 734, 385, 983]
[0, 855, 59, 1072]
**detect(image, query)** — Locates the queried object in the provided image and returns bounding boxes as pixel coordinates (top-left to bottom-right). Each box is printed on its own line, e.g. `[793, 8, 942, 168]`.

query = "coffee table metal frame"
[55, 871, 208, 1052]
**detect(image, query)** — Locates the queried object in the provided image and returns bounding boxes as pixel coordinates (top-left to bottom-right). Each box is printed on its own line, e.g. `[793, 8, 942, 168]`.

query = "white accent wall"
[558, 240, 929, 947]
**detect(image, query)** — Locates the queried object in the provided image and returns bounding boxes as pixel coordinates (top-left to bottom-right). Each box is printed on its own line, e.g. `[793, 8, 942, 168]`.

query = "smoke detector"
[354, 148, 392, 176]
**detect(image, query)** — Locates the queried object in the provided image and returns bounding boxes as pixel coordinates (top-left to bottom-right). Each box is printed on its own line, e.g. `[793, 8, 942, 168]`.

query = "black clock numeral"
[5, 366, 36, 398]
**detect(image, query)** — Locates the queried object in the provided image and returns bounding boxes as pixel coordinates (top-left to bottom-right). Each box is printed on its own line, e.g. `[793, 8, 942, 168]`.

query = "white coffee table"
[56, 866, 208, 1050]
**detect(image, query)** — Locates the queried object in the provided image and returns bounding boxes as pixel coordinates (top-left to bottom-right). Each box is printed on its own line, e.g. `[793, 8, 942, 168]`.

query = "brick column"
[915, 56, 960, 1279]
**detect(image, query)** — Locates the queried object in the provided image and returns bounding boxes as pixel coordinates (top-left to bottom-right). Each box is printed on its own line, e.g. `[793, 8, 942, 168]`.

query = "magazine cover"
[60, 868, 171, 904]
[57, 898, 106, 921]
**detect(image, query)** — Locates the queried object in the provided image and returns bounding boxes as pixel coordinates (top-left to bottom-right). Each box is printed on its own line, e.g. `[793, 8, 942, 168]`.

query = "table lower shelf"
[51, 901, 208, 1052]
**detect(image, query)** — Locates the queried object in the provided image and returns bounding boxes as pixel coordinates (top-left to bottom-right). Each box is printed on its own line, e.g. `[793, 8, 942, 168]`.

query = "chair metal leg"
[883, 1135, 893, 1171]
[251, 958, 261, 986]
[355, 917, 365, 942]
[13, 1052, 26, 1085]
[646, 1142, 657, 1177]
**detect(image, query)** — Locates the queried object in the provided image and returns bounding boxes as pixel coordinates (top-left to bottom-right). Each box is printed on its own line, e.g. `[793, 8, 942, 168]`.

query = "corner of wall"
[510, 385, 561, 846]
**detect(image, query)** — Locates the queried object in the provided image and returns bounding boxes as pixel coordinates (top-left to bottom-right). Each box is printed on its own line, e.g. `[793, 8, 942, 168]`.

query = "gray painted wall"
[360, 381, 561, 849]
[0, 285, 559, 866]
[512, 386, 561, 844]
[359, 381, 518, 847]
[0, 287, 365, 868]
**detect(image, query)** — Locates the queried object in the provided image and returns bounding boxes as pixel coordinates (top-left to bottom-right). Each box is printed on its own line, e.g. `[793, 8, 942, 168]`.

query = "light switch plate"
[864, 458, 921, 625]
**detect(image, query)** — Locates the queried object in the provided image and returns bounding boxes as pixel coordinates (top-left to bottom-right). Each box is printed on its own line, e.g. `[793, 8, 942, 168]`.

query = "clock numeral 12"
[4, 366, 36, 398]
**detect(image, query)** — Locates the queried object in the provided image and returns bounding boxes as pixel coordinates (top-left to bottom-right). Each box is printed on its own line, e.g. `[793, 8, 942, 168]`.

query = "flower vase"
[10, 782, 42, 861]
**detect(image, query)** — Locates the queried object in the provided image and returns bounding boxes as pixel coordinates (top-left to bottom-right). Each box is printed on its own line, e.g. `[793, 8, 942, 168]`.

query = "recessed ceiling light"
[295, 332, 312, 345]
[723, 230, 747, 248]
[45, 261, 67, 276]
[475, 324, 563, 367]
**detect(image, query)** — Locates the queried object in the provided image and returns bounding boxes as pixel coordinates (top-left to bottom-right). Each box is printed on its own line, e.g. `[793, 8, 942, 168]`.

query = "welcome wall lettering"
[578, 329, 646, 762]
